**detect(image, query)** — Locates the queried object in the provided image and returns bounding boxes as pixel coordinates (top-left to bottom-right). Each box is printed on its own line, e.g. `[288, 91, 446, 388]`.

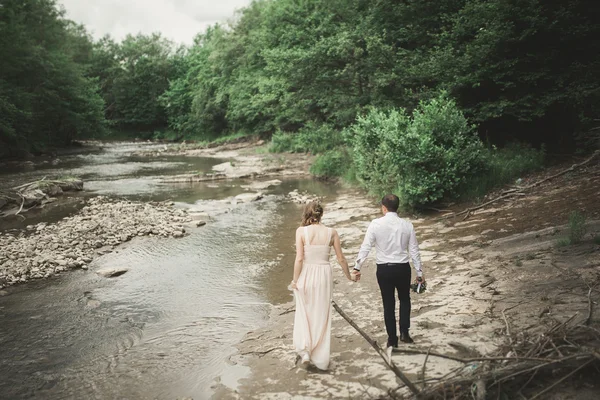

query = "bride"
[290, 201, 358, 370]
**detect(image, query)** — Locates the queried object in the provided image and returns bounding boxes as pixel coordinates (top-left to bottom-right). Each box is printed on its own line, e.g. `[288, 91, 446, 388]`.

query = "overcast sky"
[59, 0, 251, 44]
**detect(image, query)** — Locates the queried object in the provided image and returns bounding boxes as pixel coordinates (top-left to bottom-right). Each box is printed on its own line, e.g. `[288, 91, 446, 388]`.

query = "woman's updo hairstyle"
[301, 201, 323, 226]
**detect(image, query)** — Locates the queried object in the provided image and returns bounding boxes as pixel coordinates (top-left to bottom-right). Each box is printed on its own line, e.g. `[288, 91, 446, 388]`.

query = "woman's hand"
[289, 280, 298, 290]
[350, 270, 361, 282]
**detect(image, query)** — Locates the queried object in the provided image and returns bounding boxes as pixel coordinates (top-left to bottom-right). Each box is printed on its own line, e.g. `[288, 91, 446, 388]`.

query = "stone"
[234, 192, 263, 203]
[96, 267, 128, 278]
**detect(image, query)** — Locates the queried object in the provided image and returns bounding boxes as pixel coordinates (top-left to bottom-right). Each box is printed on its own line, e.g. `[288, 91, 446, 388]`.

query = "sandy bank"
[218, 159, 600, 399]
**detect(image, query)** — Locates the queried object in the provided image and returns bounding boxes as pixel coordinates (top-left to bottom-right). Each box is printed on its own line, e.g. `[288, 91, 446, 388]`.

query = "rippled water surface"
[0, 143, 340, 399]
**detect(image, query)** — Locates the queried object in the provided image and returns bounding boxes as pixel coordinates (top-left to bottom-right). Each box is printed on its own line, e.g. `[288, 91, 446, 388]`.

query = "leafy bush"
[348, 93, 486, 207]
[270, 123, 344, 154]
[310, 148, 352, 179]
[270, 130, 298, 153]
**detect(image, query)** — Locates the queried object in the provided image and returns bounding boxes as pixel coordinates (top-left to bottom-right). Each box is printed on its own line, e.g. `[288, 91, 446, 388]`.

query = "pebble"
[286, 190, 321, 205]
[0, 196, 193, 289]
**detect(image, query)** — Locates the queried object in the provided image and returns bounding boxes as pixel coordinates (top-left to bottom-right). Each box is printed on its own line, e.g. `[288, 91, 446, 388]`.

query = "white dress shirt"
[354, 212, 423, 277]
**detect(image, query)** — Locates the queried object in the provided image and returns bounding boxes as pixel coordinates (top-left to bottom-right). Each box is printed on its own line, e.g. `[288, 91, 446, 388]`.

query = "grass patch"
[207, 132, 256, 146]
[168, 132, 258, 151]
[152, 129, 182, 141]
[254, 146, 269, 154]
[458, 143, 545, 200]
[567, 211, 586, 244]
[556, 211, 587, 246]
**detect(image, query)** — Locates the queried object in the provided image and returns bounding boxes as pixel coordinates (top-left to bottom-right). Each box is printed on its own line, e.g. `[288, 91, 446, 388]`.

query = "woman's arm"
[292, 227, 304, 286]
[332, 229, 352, 280]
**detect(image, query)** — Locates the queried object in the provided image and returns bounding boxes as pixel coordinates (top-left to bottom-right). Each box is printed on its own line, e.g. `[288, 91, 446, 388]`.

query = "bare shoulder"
[296, 226, 305, 235]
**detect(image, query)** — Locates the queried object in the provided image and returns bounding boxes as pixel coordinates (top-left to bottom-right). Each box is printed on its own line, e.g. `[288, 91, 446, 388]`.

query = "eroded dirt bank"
[216, 158, 600, 399]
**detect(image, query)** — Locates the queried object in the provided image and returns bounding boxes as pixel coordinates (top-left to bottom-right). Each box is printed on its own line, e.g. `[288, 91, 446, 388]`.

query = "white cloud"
[58, 0, 251, 44]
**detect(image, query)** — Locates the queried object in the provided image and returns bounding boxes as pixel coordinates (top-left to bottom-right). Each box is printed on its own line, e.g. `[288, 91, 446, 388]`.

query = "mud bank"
[217, 160, 600, 399]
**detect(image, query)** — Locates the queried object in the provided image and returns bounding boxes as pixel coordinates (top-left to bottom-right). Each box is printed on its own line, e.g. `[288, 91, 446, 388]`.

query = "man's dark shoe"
[400, 332, 414, 344]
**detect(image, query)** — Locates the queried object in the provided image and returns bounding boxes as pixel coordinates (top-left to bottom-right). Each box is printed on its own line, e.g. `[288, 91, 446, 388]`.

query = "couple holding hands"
[290, 194, 426, 370]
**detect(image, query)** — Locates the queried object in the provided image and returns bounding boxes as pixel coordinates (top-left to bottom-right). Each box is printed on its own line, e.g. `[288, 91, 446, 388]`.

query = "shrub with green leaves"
[310, 148, 350, 179]
[270, 123, 344, 154]
[348, 93, 486, 207]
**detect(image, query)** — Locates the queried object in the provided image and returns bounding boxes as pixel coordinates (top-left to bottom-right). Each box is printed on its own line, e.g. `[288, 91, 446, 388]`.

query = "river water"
[0, 143, 339, 399]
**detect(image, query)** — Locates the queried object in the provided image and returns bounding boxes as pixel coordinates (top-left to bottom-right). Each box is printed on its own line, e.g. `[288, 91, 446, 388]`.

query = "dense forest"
[1, 0, 599, 205]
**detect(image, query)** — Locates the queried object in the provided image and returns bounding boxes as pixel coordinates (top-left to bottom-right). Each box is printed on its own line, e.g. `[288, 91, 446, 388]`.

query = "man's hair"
[381, 194, 400, 212]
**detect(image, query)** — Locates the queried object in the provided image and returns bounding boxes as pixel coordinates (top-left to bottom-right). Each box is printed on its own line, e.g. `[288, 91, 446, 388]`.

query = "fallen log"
[0, 177, 83, 216]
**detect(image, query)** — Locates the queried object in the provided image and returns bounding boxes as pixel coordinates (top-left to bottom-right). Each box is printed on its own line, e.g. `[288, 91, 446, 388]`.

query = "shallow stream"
[0, 143, 339, 399]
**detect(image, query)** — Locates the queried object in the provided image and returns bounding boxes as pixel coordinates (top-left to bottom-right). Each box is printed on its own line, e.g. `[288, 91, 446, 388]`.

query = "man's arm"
[354, 222, 376, 270]
[408, 224, 423, 278]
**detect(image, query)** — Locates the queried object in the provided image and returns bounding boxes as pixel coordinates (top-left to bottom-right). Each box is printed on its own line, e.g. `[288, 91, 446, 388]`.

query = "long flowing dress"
[293, 226, 333, 370]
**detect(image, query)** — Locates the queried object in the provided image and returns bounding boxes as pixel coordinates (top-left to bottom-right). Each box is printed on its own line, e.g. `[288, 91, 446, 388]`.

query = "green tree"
[93, 33, 176, 132]
[0, 0, 106, 158]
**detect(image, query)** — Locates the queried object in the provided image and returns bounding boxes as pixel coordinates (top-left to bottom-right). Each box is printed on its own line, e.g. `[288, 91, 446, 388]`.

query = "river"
[0, 142, 339, 399]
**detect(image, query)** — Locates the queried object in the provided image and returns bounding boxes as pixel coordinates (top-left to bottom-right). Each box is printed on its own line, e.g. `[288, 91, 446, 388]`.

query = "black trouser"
[376, 263, 411, 347]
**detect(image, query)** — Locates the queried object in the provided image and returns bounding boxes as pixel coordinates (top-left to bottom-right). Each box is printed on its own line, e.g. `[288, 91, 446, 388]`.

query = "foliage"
[157, 0, 599, 152]
[2, 0, 599, 166]
[270, 123, 344, 154]
[91, 33, 177, 132]
[309, 148, 351, 180]
[348, 93, 486, 207]
[567, 211, 586, 245]
[458, 143, 545, 199]
[0, 0, 106, 157]
[557, 211, 588, 246]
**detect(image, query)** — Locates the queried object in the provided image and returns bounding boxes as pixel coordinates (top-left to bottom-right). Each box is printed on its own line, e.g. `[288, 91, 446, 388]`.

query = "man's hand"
[351, 269, 361, 282]
[417, 276, 425, 284]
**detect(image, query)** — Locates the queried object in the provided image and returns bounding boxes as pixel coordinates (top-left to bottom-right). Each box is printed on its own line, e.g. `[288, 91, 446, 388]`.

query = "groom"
[353, 194, 425, 348]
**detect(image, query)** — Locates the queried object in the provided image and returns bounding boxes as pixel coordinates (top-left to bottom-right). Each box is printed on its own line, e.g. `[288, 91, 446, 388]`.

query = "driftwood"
[332, 296, 599, 399]
[440, 150, 599, 221]
[332, 301, 421, 396]
[0, 177, 83, 216]
[415, 311, 599, 399]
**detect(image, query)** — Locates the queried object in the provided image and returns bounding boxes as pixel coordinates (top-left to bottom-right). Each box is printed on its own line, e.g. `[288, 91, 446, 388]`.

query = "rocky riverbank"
[139, 140, 314, 183]
[0, 196, 193, 289]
